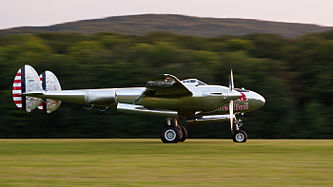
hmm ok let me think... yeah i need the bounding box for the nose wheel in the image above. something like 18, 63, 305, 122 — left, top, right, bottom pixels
233, 130, 248, 142
232, 119, 248, 143
161, 118, 188, 143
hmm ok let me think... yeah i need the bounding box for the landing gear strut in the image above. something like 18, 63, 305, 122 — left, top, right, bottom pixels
232, 119, 248, 143
160, 118, 188, 143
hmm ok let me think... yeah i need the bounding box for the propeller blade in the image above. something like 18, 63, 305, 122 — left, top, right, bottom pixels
229, 100, 234, 133
229, 69, 234, 91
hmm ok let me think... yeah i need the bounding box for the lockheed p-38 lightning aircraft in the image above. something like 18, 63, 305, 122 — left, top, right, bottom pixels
12, 65, 265, 143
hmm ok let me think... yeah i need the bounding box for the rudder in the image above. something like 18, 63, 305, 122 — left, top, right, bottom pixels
38, 71, 62, 113
12, 65, 42, 112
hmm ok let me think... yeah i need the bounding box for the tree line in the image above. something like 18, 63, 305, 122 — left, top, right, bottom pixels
0, 31, 332, 138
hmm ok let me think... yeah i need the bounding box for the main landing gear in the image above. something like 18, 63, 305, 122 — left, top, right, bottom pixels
232, 119, 248, 143
160, 118, 188, 143
160, 117, 248, 143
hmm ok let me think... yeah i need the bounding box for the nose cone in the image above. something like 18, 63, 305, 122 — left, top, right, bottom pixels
249, 91, 266, 111
257, 94, 266, 108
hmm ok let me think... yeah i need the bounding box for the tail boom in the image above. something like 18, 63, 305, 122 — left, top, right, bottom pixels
24, 89, 117, 107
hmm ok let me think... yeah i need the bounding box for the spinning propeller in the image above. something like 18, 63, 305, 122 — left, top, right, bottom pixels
229, 69, 235, 133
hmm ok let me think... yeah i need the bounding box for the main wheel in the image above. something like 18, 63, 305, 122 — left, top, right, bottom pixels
178, 125, 188, 142
233, 130, 247, 143
160, 126, 180, 143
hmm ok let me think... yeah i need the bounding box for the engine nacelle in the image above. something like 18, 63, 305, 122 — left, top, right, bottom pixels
85, 90, 117, 107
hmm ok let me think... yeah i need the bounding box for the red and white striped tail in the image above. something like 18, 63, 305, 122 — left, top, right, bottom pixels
12, 69, 23, 109
12, 65, 42, 112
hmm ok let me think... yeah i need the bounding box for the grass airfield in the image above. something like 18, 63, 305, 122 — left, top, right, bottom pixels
0, 139, 332, 186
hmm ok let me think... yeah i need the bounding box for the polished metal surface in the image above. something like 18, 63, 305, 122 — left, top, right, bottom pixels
187, 114, 230, 123
39, 71, 62, 113
117, 103, 178, 116
14, 65, 266, 120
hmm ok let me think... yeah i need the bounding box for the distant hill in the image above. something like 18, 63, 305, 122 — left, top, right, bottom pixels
0, 14, 332, 37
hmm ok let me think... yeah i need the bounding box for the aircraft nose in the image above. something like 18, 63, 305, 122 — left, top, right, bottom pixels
257, 93, 266, 108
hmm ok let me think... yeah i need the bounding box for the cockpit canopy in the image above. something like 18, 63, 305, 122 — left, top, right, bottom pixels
181, 79, 207, 86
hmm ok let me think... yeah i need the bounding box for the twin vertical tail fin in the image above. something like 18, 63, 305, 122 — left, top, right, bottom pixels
37, 71, 62, 113
12, 65, 61, 113
12, 65, 42, 112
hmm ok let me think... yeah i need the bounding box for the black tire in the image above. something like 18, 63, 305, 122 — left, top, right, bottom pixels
233, 130, 247, 143
177, 126, 184, 141
160, 126, 180, 143
178, 125, 188, 142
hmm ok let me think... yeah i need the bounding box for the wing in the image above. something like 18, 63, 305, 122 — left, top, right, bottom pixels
144, 74, 192, 97
117, 103, 178, 117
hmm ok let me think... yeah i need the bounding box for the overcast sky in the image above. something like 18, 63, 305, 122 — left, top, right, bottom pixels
1, 0, 332, 29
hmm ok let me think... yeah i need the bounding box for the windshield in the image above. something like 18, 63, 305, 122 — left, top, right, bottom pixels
181, 79, 207, 85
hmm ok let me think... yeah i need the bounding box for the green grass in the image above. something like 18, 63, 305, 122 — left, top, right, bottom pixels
0, 139, 332, 186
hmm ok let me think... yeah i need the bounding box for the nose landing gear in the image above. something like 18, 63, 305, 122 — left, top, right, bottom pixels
232, 119, 248, 143
160, 118, 188, 143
